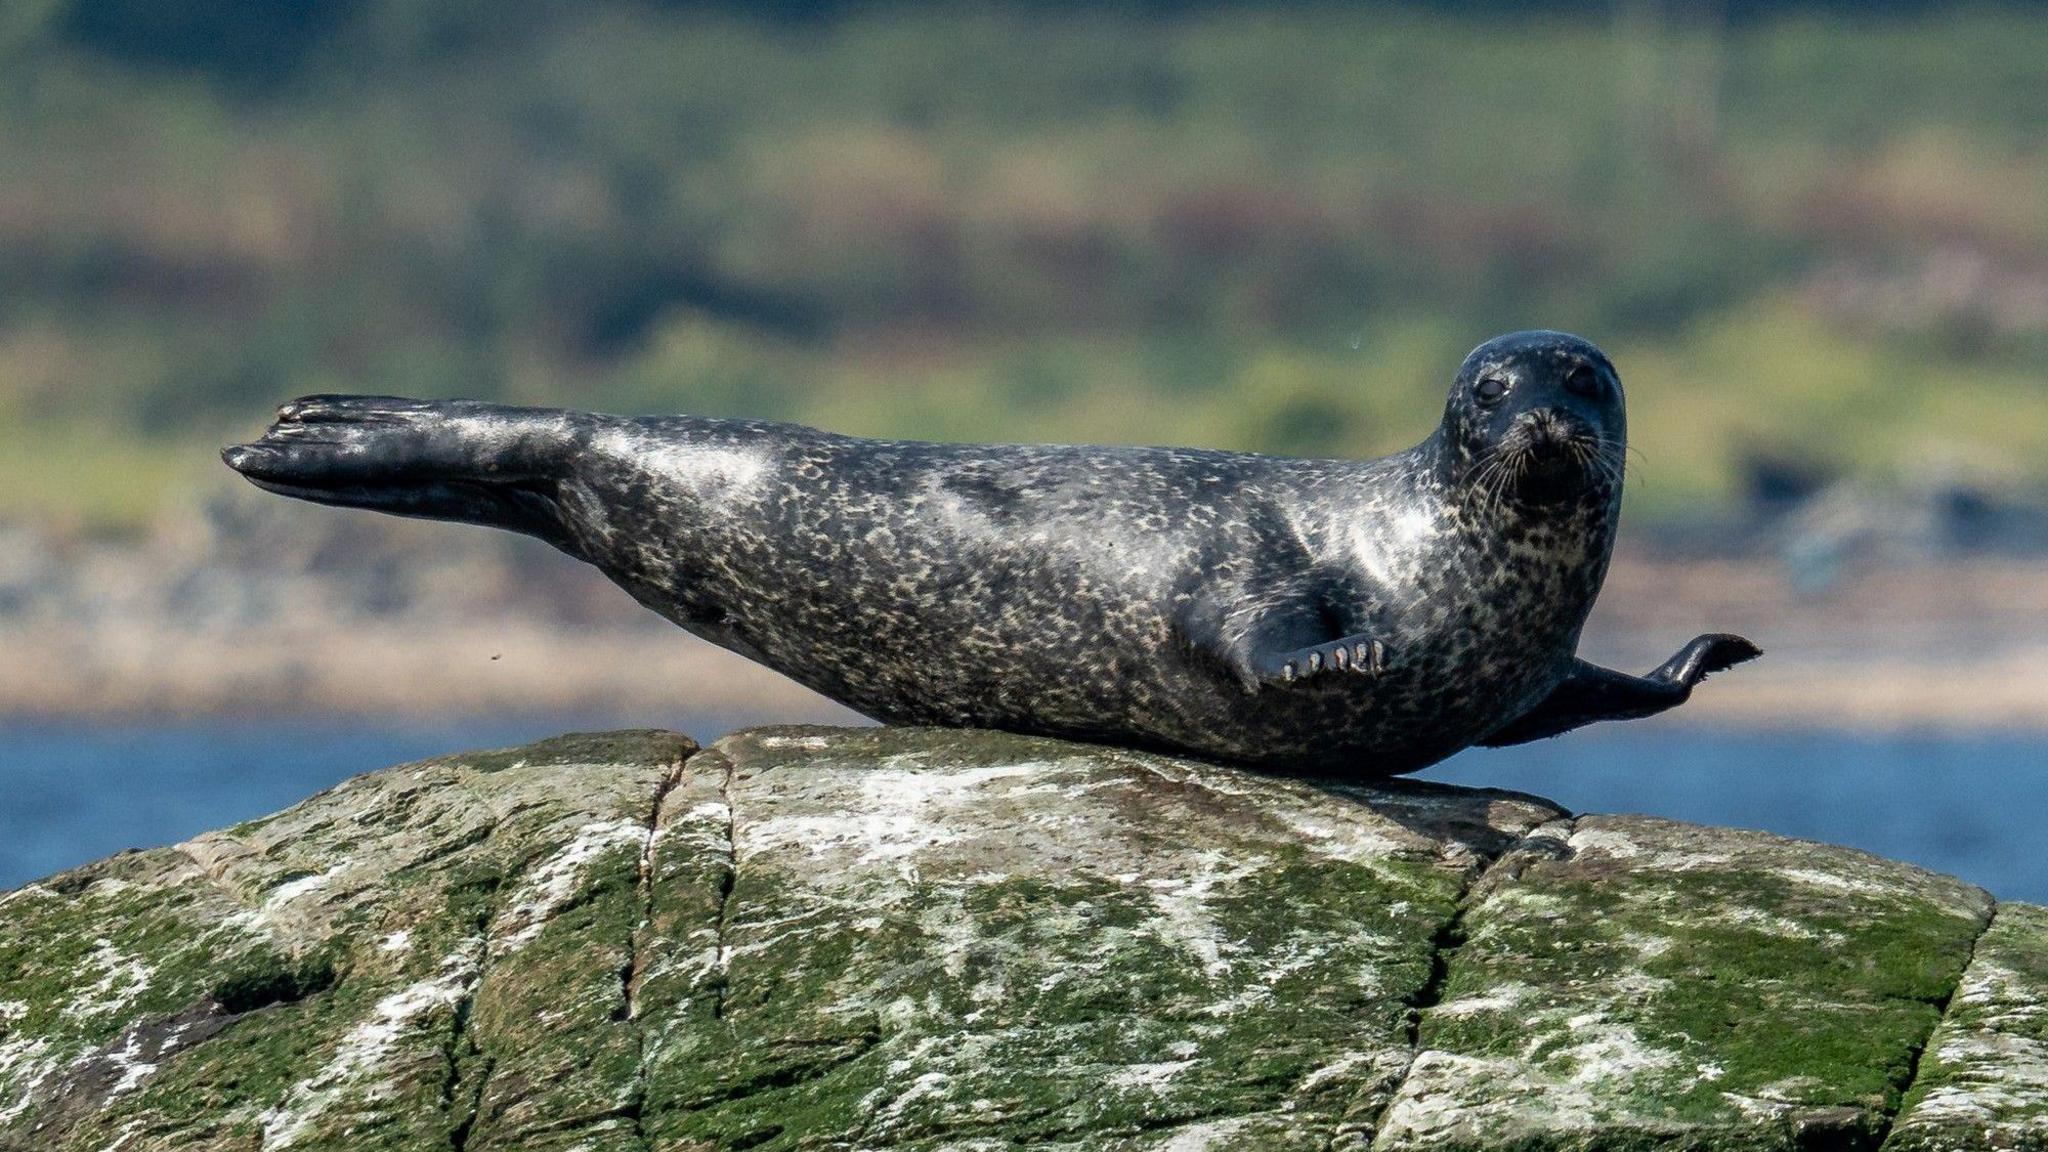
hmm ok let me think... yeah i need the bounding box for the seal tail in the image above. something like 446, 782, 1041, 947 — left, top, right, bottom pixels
222, 395, 579, 544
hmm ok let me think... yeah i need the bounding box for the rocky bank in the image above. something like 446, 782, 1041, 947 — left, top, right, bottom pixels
0, 726, 2042, 1151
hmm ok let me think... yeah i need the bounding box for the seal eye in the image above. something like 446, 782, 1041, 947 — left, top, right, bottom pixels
1564, 365, 1602, 398
1473, 376, 1508, 406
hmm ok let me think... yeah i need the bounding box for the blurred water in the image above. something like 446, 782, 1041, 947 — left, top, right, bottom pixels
1421, 728, 2048, 902
0, 719, 2041, 901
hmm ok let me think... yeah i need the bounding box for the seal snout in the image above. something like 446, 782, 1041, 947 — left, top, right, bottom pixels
1510, 407, 1592, 454
1527, 407, 1573, 446
1486, 405, 1618, 501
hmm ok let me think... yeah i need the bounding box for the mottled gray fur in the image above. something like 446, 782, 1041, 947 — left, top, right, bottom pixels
224, 330, 1757, 775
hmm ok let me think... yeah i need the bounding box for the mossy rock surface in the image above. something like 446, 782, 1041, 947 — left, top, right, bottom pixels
0, 726, 2040, 1151
1885, 902, 2048, 1152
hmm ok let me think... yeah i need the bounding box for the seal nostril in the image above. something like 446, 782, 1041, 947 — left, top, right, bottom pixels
1522, 408, 1575, 447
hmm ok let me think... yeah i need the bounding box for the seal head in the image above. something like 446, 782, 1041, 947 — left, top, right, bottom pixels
1441, 329, 1625, 507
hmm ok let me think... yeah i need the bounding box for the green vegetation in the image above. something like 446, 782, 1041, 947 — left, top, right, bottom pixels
1, 2, 2045, 527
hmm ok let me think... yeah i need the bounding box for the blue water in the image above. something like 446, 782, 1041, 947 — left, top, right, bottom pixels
1, 719, 2042, 901
1422, 728, 2048, 902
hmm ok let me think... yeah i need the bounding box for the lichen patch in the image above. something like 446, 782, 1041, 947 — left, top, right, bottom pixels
256, 939, 482, 1149
493, 818, 647, 953
261, 865, 344, 909
0, 1037, 54, 1123
100, 1029, 159, 1099
70, 939, 156, 1024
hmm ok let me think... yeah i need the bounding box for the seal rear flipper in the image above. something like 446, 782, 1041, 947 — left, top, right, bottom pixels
1649, 633, 1763, 686
222, 395, 581, 546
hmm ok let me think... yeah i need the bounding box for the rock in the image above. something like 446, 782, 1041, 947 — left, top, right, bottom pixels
1886, 903, 2048, 1151
0, 725, 2039, 1151
1379, 816, 1994, 1151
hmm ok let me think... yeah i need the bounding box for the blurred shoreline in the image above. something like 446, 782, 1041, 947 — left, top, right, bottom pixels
6, 618, 2047, 732
5, 490, 2044, 731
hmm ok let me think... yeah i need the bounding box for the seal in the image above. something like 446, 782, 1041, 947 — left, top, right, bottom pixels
223, 330, 1758, 775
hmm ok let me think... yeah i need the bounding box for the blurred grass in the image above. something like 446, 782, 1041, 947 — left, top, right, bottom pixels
0, 2, 2044, 529
0, 426, 216, 534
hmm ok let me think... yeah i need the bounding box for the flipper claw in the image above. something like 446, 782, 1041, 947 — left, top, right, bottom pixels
1256, 634, 1386, 687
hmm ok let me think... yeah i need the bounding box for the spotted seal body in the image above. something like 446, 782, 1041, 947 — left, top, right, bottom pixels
224, 330, 1758, 775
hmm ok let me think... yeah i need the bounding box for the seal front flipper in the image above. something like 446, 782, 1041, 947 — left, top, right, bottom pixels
1479, 633, 1762, 746
1255, 634, 1387, 685
1171, 566, 1393, 694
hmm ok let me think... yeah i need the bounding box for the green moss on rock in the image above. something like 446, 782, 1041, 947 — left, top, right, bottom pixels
445, 729, 693, 776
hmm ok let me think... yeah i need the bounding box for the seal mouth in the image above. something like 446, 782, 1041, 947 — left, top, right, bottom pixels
1469, 409, 1620, 507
